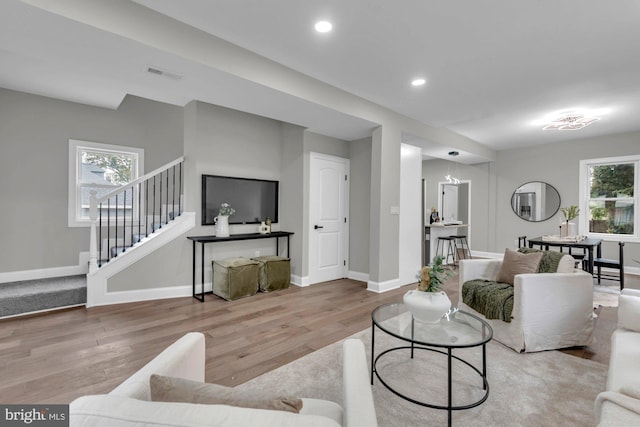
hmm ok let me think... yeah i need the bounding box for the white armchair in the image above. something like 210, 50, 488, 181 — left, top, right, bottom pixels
458, 258, 595, 353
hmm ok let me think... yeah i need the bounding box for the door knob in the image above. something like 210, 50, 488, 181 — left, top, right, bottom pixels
314, 225, 324, 229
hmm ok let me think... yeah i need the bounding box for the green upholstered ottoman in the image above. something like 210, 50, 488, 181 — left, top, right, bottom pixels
212, 257, 259, 301
252, 255, 291, 292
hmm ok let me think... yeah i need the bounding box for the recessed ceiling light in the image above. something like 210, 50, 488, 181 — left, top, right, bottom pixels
315, 21, 332, 33
411, 78, 426, 87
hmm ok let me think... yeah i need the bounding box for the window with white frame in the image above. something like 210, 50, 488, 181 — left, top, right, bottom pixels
579, 154, 639, 241
68, 140, 144, 227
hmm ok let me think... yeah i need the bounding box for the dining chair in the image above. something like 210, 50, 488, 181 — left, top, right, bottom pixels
518, 236, 527, 248
593, 241, 625, 290
567, 246, 588, 270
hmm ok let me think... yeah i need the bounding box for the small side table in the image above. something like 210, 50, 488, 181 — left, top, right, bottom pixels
371, 303, 493, 427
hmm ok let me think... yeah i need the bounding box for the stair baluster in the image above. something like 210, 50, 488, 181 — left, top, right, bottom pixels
88, 157, 184, 269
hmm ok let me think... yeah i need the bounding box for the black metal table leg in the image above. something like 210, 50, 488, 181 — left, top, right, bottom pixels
370, 322, 376, 385
448, 348, 453, 427
192, 240, 197, 299
200, 242, 205, 301
482, 343, 487, 390
192, 240, 204, 302
411, 318, 415, 359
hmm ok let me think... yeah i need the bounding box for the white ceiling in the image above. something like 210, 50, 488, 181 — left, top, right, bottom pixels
3, 0, 640, 158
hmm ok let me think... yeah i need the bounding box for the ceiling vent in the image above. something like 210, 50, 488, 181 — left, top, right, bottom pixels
145, 65, 182, 81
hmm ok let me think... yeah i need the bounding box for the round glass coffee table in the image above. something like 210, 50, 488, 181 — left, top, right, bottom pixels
371, 302, 493, 426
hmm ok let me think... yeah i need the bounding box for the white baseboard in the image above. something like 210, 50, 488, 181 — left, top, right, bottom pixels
367, 278, 401, 293
88, 284, 195, 308
291, 273, 370, 287
348, 270, 369, 283
87, 212, 196, 307
290, 274, 309, 287
0, 252, 90, 284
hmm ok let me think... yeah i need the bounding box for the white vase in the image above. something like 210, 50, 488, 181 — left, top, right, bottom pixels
560, 221, 577, 237
403, 290, 452, 323
214, 215, 230, 237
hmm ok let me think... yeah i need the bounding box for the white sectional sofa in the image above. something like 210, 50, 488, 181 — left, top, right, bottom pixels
70, 332, 377, 427
595, 288, 640, 426
458, 256, 594, 352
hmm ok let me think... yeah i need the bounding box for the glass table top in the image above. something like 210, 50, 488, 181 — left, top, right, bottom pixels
372, 303, 493, 348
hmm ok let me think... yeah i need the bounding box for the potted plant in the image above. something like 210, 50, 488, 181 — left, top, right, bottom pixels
403, 256, 454, 323
560, 205, 580, 237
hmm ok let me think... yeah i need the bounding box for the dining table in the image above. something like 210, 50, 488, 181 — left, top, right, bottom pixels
527, 236, 602, 274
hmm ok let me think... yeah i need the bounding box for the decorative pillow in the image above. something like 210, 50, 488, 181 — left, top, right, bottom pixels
555, 255, 576, 273
149, 374, 303, 414
618, 294, 640, 332
517, 247, 569, 273
496, 248, 543, 285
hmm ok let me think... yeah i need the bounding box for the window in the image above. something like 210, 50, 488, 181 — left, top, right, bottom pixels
579, 155, 639, 241
68, 140, 144, 227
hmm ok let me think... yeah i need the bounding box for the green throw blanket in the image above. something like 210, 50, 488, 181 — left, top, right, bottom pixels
517, 247, 565, 273
462, 280, 514, 322
462, 249, 565, 322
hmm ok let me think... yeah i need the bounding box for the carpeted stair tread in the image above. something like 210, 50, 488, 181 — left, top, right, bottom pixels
0, 275, 86, 317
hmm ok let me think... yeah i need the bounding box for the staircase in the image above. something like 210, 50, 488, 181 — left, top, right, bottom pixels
0, 275, 86, 318
90, 157, 186, 270
87, 156, 195, 307
0, 157, 193, 317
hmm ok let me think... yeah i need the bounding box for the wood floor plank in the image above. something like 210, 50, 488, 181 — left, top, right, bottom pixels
0, 273, 636, 404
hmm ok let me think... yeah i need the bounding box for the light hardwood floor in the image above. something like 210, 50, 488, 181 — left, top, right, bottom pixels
0, 272, 635, 404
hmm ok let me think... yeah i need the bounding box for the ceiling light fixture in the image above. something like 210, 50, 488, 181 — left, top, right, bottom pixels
411, 78, 426, 87
540, 111, 601, 131
314, 21, 333, 33
445, 151, 461, 184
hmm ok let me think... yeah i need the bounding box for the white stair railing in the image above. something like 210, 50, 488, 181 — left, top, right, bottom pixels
88, 157, 185, 273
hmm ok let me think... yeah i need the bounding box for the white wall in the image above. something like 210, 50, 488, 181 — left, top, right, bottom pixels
399, 144, 422, 286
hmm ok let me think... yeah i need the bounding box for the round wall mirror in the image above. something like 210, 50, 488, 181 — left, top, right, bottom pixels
511, 181, 561, 222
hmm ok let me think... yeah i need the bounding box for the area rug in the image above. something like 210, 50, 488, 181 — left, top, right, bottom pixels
593, 284, 620, 308
237, 327, 607, 426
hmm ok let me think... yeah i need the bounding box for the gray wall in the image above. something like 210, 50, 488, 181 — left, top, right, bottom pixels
348, 137, 372, 275
115, 101, 354, 289
423, 130, 640, 266
0, 88, 183, 273
280, 124, 306, 278
4, 84, 636, 290
422, 159, 492, 253
493, 131, 640, 263
1, 89, 363, 290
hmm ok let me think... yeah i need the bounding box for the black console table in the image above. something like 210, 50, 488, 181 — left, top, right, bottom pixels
187, 231, 294, 302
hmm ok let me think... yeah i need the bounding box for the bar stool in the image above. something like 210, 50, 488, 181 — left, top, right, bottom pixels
436, 236, 457, 265
451, 235, 472, 261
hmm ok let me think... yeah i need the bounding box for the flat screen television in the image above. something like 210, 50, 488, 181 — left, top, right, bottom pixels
201, 174, 279, 225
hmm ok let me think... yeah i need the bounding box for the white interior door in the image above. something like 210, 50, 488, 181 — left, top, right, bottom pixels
309, 153, 349, 284
442, 184, 459, 221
